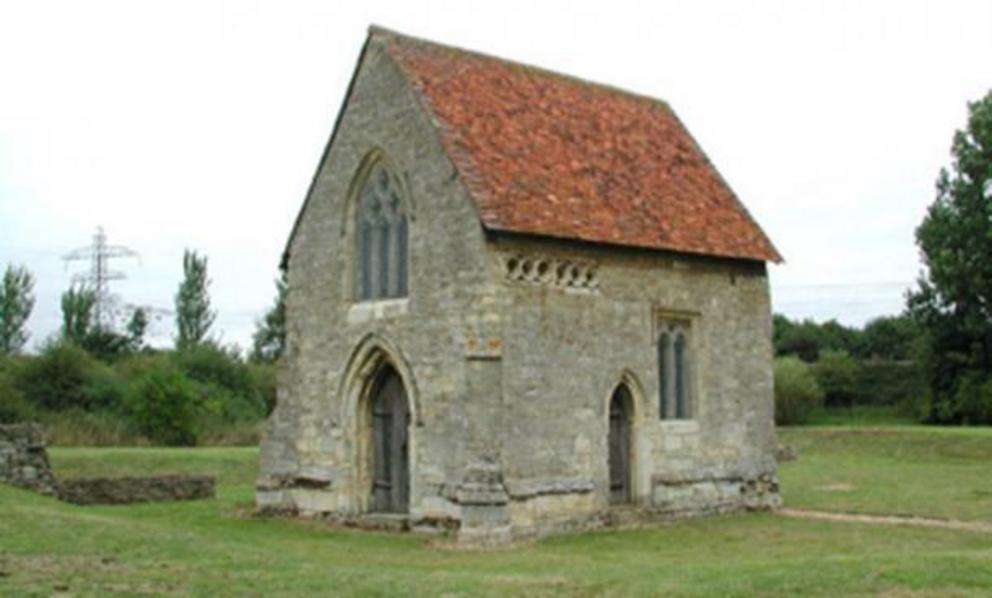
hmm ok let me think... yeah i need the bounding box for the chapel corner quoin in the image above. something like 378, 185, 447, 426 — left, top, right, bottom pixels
256, 26, 783, 545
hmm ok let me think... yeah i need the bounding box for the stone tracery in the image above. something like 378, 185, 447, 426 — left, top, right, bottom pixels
503, 254, 599, 290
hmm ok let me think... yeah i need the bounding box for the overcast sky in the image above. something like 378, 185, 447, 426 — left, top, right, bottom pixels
1, 0, 990, 351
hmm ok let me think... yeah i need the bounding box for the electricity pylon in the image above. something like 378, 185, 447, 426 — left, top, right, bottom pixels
63, 227, 140, 329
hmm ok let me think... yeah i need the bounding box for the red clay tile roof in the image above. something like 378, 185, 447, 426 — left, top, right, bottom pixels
377, 27, 782, 263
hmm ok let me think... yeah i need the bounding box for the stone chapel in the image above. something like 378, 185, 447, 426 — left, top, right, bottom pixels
257, 26, 783, 545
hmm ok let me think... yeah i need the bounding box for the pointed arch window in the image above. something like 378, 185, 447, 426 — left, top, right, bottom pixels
657, 321, 692, 419
356, 163, 408, 301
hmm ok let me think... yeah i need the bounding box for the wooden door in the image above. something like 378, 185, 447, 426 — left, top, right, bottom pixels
609, 386, 632, 504
371, 368, 410, 513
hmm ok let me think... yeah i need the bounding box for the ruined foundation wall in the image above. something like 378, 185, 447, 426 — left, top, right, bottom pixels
58, 475, 215, 505
1, 424, 217, 506
0, 424, 59, 496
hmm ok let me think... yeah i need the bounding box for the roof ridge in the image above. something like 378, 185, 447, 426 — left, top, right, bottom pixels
368, 24, 675, 114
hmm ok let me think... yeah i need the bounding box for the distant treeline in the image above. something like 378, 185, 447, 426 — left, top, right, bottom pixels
0, 341, 275, 446
772, 314, 926, 425
0, 249, 286, 446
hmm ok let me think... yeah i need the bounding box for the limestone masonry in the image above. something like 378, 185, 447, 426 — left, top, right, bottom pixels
257, 27, 782, 545
0, 424, 59, 496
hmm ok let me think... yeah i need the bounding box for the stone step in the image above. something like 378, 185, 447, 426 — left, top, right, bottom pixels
354, 513, 410, 532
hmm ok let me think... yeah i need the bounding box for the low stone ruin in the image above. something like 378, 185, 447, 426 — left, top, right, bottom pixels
0, 423, 215, 505
59, 474, 215, 505
0, 423, 59, 496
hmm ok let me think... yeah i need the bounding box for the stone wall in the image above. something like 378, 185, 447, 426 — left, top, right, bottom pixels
58, 475, 215, 506
0, 424, 59, 496
491, 235, 781, 539
1, 424, 215, 506
259, 33, 500, 520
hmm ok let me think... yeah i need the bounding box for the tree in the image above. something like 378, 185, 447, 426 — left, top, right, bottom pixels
772, 313, 795, 355
251, 271, 287, 362
61, 285, 97, 344
907, 90, 992, 424
860, 315, 921, 360
126, 307, 149, 352
60, 285, 135, 360
818, 319, 864, 356
0, 264, 35, 355
774, 318, 823, 362
774, 314, 866, 362
175, 249, 215, 351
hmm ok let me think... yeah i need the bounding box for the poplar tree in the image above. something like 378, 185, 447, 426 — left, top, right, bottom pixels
251, 271, 287, 362
0, 264, 35, 354
61, 285, 97, 344
175, 250, 215, 351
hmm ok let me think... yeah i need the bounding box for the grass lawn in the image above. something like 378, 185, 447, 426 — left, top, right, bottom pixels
805, 405, 918, 427
779, 425, 992, 521
0, 430, 989, 596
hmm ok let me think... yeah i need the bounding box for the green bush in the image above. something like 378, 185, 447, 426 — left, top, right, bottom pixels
925, 376, 984, 425
176, 343, 246, 388
812, 350, 859, 408
859, 315, 921, 360
853, 359, 927, 409
3, 344, 273, 445
197, 383, 262, 425
248, 362, 277, 415
14, 341, 124, 412
176, 343, 267, 422
125, 362, 200, 446
774, 356, 824, 425
0, 362, 35, 423
951, 371, 992, 425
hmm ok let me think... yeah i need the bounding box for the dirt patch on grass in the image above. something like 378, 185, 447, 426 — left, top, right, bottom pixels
779, 508, 992, 533
0, 552, 188, 595
818, 482, 856, 492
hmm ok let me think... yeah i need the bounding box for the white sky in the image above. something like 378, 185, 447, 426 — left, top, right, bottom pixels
1, 0, 990, 351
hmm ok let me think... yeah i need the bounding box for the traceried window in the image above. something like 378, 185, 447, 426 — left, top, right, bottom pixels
657, 321, 692, 419
356, 163, 408, 301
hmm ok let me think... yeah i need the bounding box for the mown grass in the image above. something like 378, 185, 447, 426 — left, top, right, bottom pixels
779, 425, 992, 521
0, 429, 990, 595
805, 404, 918, 427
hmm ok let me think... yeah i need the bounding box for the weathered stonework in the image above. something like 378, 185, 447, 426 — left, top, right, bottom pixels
258, 32, 781, 545
0, 424, 59, 496
58, 475, 216, 506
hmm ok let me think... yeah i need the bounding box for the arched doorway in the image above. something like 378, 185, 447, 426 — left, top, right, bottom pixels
369, 366, 410, 513
608, 385, 634, 504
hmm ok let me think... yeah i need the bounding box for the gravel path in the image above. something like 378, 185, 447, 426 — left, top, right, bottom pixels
778, 508, 992, 533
